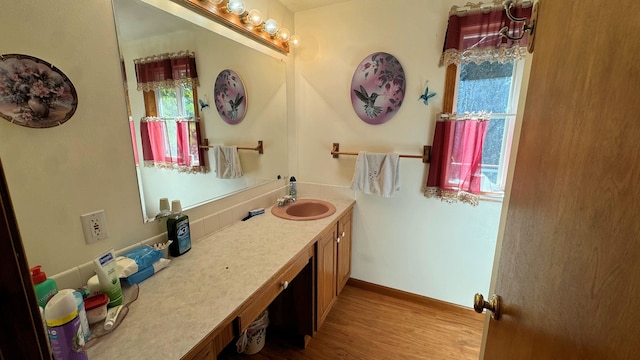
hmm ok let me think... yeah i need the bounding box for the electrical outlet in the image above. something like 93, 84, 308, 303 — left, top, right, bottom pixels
81, 210, 109, 244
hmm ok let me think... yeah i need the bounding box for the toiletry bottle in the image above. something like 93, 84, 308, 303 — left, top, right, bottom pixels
94, 249, 124, 307
167, 200, 191, 257
45, 290, 88, 360
31, 265, 58, 308
289, 176, 297, 201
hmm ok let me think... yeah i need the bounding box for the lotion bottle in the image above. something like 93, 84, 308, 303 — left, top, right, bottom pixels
167, 200, 191, 257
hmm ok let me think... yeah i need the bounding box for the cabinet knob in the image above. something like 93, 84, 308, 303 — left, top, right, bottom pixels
336, 237, 341, 244
282, 280, 289, 290
341, 231, 346, 237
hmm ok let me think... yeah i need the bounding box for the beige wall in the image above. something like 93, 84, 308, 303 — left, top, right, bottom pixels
293, 0, 517, 306
0, 0, 293, 276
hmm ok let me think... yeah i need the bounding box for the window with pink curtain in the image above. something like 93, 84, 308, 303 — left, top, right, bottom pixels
135, 50, 204, 173
140, 117, 204, 173
425, 114, 489, 206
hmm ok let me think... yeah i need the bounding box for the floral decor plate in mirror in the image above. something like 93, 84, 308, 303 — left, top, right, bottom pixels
0, 54, 78, 128
350, 52, 405, 125
214, 69, 247, 124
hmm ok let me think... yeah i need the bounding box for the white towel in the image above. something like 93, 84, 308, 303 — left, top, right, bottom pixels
350, 151, 400, 197
212, 145, 243, 179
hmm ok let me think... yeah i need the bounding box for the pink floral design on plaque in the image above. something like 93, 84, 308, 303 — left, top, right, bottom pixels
350, 52, 405, 125
214, 69, 247, 124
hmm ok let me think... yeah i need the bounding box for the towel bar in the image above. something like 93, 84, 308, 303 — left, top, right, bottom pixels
331, 143, 431, 163
200, 139, 263, 154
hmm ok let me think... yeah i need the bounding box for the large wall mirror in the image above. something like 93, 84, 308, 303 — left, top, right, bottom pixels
113, 0, 288, 222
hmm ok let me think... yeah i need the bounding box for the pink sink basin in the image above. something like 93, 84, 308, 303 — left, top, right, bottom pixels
271, 199, 336, 221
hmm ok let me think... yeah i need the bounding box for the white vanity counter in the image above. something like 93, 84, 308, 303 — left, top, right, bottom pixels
86, 197, 355, 360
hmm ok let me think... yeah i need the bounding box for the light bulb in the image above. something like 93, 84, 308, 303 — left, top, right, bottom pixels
262, 19, 278, 36
227, 0, 245, 15
289, 35, 301, 47
246, 9, 263, 27
277, 28, 291, 42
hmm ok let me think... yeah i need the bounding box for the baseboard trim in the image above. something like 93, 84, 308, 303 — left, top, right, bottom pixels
347, 278, 479, 317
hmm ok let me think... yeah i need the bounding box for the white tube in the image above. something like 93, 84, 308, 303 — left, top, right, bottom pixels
94, 249, 123, 307
103, 305, 123, 330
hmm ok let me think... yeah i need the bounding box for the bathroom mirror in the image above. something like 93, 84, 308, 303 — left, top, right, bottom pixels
112, 0, 288, 222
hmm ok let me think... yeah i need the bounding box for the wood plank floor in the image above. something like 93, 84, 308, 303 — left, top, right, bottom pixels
219, 285, 484, 359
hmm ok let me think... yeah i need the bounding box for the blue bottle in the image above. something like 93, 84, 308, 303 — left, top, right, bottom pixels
167, 200, 191, 257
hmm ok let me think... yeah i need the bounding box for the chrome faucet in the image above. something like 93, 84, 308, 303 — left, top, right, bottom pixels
277, 195, 296, 207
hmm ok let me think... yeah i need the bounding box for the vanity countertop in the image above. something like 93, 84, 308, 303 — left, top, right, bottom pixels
86, 197, 355, 360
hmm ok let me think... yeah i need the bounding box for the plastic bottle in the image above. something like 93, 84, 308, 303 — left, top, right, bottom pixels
289, 176, 297, 201
94, 249, 124, 307
167, 200, 191, 257
31, 265, 58, 308
70, 290, 91, 341
44, 290, 88, 360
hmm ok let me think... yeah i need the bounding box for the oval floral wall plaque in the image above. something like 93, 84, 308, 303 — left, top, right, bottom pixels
350, 52, 405, 125
214, 69, 247, 124
0, 54, 78, 128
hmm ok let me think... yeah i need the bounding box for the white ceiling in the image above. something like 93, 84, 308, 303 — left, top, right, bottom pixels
279, 0, 352, 13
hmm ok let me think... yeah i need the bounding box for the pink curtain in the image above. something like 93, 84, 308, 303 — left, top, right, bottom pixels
140, 117, 205, 173
129, 119, 139, 165
134, 50, 199, 91
440, 1, 532, 66
175, 118, 204, 170
425, 114, 489, 206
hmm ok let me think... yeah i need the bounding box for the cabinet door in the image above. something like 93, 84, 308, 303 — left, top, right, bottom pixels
336, 209, 352, 296
316, 227, 337, 330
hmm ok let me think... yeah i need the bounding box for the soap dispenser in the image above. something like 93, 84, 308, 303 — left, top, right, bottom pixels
289, 176, 297, 201
31, 265, 58, 308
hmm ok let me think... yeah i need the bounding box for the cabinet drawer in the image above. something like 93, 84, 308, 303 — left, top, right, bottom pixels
237, 247, 312, 333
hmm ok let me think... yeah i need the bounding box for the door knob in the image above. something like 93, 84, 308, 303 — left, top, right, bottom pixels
474, 293, 501, 320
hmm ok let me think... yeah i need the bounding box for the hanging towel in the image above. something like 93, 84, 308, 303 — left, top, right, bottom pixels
350, 151, 400, 197
212, 145, 243, 179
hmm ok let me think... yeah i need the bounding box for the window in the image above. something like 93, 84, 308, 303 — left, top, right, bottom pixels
453, 60, 525, 195
156, 86, 195, 118
151, 85, 196, 162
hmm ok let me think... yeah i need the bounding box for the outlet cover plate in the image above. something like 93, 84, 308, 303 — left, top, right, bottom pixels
81, 210, 109, 244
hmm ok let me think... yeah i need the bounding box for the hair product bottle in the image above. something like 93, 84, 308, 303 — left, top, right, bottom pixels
44, 290, 88, 360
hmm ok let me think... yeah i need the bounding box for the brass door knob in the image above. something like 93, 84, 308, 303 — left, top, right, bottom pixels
474, 293, 501, 320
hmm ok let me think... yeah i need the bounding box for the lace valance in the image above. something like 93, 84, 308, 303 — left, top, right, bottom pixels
134, 50, 199, 91
440, 0, 533, 66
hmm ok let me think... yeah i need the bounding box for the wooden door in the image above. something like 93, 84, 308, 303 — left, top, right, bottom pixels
0, 159, 51, 359
484, 1, 640, 358
316, 227, 337, 330
336, 210, 352, 295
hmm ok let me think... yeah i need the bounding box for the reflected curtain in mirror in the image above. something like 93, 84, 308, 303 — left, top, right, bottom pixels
134, 50, 199, 91
439, 0, 532, 66
140, 117, 205, 173
425, 113, 489, 206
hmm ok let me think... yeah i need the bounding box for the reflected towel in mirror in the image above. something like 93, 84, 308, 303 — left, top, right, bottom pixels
213, 145, 244, 179
350, 152, 400, 197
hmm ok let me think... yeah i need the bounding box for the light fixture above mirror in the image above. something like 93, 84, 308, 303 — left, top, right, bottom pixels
173, 0, 300, 54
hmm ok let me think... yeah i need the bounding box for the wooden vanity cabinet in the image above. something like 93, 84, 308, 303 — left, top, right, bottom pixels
316, 208, 353, 330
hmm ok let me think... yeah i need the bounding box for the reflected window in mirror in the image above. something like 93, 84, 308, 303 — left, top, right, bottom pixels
134, 51, 205, 174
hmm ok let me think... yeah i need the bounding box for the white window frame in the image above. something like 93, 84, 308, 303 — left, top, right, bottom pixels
452, 60, 526, 198
155, 85, 193, 118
